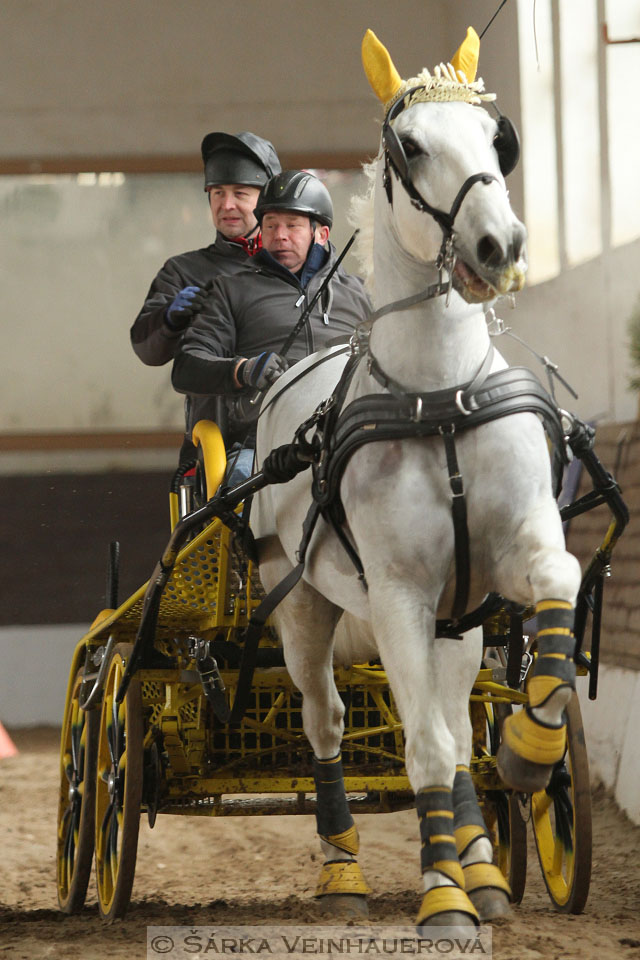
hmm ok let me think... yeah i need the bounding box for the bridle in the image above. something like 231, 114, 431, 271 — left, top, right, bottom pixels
374, 86, 520, 318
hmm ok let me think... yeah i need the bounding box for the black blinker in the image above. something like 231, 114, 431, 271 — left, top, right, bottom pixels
382, 123, 410, 182
494, 114, 520, 177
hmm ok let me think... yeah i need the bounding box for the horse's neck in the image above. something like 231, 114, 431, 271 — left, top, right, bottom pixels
369, 237, 493, 392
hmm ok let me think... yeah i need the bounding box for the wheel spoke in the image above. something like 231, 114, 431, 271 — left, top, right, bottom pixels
70, 699, 80, 772
58, 804, 71, 841
105, 694, 116, 765
552, 834, 564, 877
63, 751, 74, 785
77, 719, 87, 781
109, 803, 120, 888
100, 798, 114, 840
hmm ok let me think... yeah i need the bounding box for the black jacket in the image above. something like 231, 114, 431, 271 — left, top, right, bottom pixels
173, 245, 370, 445
130, 233, 251, 366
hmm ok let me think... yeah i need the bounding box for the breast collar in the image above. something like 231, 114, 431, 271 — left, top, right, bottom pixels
302, 336, 565, 626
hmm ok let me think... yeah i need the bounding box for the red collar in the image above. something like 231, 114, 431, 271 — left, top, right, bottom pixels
231, 233, 263, 256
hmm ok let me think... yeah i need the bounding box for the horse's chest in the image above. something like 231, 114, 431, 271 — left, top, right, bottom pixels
340, 430, 547, 556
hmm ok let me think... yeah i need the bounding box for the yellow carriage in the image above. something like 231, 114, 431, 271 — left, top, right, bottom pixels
56, 417, 628, 920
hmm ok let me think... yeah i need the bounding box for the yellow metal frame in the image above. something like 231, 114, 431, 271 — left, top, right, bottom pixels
66, 432, 535, 819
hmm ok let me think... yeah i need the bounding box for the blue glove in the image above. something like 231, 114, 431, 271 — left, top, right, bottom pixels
165, 285, 208, 331
239, 352, 289, 390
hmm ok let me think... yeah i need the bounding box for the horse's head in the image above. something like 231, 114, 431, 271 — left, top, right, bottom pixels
362, 29, 527, 305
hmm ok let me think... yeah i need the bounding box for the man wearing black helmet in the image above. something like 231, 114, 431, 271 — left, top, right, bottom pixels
172, 170, 370, 484
131, 131, 280, 367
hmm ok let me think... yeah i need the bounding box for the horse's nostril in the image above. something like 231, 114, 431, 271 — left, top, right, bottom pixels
512, 224, 527, 263
477, 234, 504, 267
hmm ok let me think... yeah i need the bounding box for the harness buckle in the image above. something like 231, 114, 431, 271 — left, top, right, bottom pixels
412, 396, 423, 422
455, 390, 473, 416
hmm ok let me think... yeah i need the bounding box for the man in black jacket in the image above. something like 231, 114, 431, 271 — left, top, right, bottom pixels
172, 170, 370, 484
131, 131, 280, 366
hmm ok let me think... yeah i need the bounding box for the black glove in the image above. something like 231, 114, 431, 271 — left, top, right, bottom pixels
238, 352, 289, 391
165, 284, 210, 331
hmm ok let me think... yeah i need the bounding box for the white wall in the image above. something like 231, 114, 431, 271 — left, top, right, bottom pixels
579, 666, 640, 826
1, 0, 450, 161
0, 625, 87, 728
2, 0, 638, 435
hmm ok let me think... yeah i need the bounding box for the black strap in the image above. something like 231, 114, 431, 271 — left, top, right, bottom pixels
506, 611, 524, 689
441, 426, 470, 620
228, 499, 322, 724
279, 233, 358, 357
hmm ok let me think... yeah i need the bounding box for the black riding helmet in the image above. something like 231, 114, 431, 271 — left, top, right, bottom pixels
254, 170, 334, 228
201, 131, 281, 191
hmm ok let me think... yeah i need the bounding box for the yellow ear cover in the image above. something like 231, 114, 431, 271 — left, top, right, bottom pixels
450, 26, 480, 83
362, 29, 403, 104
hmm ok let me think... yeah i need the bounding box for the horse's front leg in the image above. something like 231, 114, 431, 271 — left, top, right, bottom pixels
262, 541, 371, 917
441, 629, 512, 921
494, 498, 582, 792
369, 586, 479, 930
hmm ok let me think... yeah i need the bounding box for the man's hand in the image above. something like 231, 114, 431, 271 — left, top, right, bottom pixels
165, 285, 210, 331
238, 352, 289, 391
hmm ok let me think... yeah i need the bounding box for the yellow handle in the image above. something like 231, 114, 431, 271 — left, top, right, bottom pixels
192, 420, 227, 501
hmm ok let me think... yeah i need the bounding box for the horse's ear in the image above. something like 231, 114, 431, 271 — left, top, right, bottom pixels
450, 26, 480, 83
362, 29, 403, 105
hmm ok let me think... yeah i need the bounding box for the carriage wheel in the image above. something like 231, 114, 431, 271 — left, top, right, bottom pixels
56, 663, 99, 913
482, 702, 528, 903
94, 642, 143, 920
531, 691, 592, 913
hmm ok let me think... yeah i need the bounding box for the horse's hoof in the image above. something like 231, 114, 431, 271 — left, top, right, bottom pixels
416, 886, 478, 930
468, 887, 510, 922
497, 708, 566, 792
497, 739, 553, 792
315, 893, 369, 919
416, 911, 477, 934
463, 862, 511, 921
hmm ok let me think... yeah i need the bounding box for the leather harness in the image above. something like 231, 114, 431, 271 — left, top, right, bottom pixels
297, 338, 565, 628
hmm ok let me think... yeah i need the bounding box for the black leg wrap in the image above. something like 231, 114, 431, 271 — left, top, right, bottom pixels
452, 767, 486, 832
313, 754, 354, 840
533, 655, 576, 684
537, 606, 575, 632
416, 787, 460, 881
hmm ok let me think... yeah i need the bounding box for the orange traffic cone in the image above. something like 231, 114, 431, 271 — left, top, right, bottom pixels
0, 721, 18, 758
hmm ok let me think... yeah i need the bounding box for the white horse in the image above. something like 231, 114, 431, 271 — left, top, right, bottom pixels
253, 30, 581, 929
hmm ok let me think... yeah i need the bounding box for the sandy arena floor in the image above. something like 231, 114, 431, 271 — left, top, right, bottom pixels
2, 727, 640, 960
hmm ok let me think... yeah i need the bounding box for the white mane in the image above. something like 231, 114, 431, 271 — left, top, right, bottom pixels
347, 159, 377, 292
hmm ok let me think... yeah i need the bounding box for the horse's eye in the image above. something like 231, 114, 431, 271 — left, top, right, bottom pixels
401, 139, 423, 160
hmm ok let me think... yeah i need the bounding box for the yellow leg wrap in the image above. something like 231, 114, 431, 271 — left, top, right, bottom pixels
455, 824, 487, 860
503, 708, 567, 766
321, 824, 359, 856
528, 672, 570, 708
432, 859, 465, 889
416, 886, 479, 926
536, 599, 573, 613
315, 860, 372, 897
463, 862, 512, 899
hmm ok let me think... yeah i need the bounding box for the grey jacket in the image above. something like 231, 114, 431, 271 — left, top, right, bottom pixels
172, 245, 370, 445
130, 233, 251, 366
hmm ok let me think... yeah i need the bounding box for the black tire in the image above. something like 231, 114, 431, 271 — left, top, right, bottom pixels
531, 691, 592, 913
94, 642, 143, 920
56, 663, 100, 913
